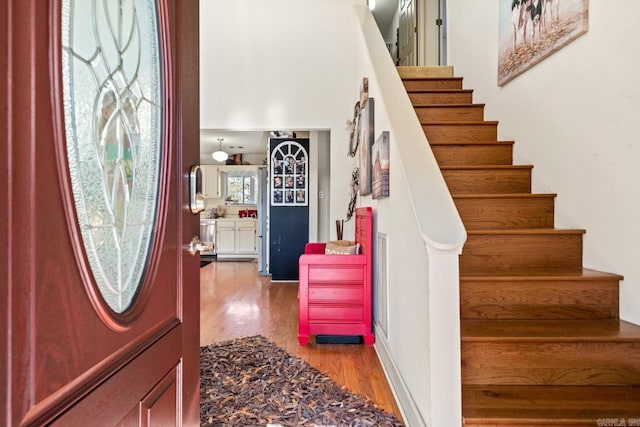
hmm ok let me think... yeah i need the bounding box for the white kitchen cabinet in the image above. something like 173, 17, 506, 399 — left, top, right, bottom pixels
201, 165, 220, 199
236, 221, 257, 253
216, 219, 257, 257
216, 220, 236, 254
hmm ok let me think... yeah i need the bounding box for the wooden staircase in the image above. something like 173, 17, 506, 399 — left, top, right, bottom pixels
399, 67, 640, 425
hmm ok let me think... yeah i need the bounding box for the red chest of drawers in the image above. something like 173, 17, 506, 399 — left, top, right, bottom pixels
297, 207, 374, 346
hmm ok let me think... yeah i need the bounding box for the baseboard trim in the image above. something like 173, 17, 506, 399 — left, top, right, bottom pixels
374, 326, 427, 427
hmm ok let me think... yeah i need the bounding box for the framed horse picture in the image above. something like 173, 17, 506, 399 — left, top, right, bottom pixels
498, 0, 588, 85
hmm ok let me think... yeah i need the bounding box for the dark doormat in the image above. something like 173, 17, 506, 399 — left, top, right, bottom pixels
200, 335, 403, 426
200, 255, 217, 268
315, 335, 363, 344
200, 260, 212, 268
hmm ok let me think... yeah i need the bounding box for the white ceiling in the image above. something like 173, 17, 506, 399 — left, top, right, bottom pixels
200, 129, 271, 156
199, 1, 398, 157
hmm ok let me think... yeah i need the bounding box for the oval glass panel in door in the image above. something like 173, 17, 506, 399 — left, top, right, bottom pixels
61, 0, 163, 313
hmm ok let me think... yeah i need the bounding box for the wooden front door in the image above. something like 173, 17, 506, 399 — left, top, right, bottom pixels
1, 1, 200, 425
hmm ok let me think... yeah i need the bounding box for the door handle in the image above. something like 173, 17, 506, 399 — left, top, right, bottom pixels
188, 235, 212, 255
189, 165, 205, 214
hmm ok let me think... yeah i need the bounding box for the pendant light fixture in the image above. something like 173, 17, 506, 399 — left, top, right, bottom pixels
212, 138, 228, 162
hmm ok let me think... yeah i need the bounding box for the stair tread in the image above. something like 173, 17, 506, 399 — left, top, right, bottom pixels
401, 76, 463, 81
454, 193, 556, 199
466, 228, 586, 235
396, 66, 454, 78
442, 164, 532, 170
414, 103, 485, 108
407, 88, 473, 93
461, 319, 640, 342
463, 385, 640, 421
460, 267, 624, 281
429, 140, 514, 146
423, 120, 499, 125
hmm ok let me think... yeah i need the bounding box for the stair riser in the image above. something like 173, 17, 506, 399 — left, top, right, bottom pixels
424, 123, 498, 143
463, 420, 598, 427
454, 197, 554, 229
403, 78, 463, 91
464, 423, 573, 427
460, 233, 583, 271
431, 144, 513, 166
409, 91, 473, 105
463, 384, 640, 426
462, 341, 640, 385
443, 168, 532, 194
415, 105, 485, 122
466, 423, 603, 426
465, 423, 594, 427
460, 280, 620, 320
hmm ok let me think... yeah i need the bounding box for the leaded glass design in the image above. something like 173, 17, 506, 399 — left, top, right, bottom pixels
61, 0, 163, 313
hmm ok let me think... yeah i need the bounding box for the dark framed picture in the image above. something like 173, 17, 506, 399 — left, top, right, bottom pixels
284, 160, 294, 174
285, 176, 294, 188
285, 190, 294, 204
359, 97, 374, 196
372, 131, 390, 199
273, 176, 283, 188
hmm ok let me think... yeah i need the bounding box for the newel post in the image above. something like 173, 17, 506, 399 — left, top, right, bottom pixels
425, 243, 463, 427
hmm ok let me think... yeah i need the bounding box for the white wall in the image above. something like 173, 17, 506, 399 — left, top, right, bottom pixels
447, 0, 640, 325
200, 0, 364, 237
383, 5, 400, 61
315, 131, 331, 242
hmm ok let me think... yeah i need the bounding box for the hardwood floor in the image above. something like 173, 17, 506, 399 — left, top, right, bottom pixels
199, 260, 403, 421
